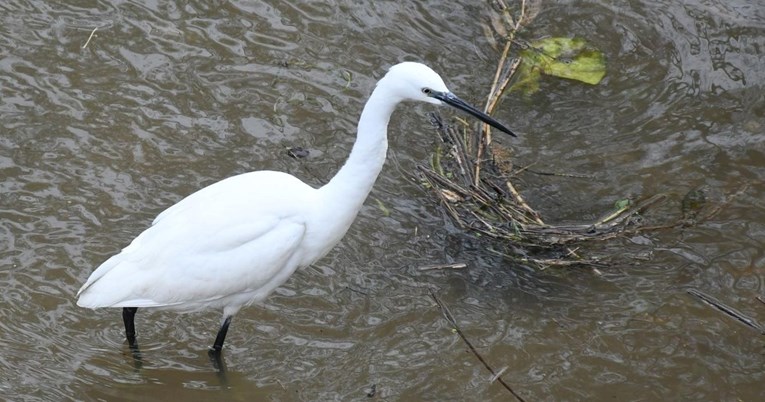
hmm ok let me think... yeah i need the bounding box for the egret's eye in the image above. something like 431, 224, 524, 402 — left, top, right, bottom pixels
421, 87, 432, 95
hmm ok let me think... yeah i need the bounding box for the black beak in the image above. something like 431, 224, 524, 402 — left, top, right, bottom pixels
431, 91, 517, 137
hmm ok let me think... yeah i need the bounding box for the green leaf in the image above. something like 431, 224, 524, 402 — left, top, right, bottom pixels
509, 60, 542, 94
511, 37, 606, 94
374, 198, 391, 217
681, 188, 706, 220
614, 199, 631, 210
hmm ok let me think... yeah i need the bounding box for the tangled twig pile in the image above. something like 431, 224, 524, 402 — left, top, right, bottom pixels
418, 115, 671, 267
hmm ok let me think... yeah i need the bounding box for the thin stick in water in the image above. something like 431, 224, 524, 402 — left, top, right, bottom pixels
418, 263, 467, 271
687, 289, 764, 334
83, 26, 99, 49
429, 289, 527, 402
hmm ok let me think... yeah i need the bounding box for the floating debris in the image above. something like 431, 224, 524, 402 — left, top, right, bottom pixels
82, 26, 99, 49
286, 146, 309, 159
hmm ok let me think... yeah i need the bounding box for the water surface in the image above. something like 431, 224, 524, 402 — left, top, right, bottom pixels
1, 0, 763, 400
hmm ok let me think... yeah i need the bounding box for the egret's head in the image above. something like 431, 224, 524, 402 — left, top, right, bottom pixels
383, 62, 450, 105
381, 62, 516, 137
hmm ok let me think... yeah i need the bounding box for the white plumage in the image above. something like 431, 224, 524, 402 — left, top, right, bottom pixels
77, 62, 515, 354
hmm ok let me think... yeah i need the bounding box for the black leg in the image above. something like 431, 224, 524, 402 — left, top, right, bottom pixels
122, 307, 138, 347
209, 315, 233, 354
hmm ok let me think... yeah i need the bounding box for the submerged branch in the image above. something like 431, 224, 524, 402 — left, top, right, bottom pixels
687, 289, 765, 334
429, 289, 527, 401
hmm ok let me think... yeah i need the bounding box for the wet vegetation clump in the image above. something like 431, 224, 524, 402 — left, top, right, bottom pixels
418, 0, 744, 269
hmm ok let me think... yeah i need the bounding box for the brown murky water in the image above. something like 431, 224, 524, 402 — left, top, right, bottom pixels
1, 0, 764, 400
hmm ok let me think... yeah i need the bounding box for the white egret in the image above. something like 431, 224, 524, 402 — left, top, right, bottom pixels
77, 62, 516, 354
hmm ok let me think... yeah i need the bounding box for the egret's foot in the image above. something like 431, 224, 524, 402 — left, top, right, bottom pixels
207, 347, 227, 374
208, 346, 223, 357
124, 338, 143, 370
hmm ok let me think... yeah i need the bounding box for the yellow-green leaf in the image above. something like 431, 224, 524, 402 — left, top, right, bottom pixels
511, 37, 606, 94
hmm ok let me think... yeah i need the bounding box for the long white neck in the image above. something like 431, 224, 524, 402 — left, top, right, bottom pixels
318, 80, 399, 210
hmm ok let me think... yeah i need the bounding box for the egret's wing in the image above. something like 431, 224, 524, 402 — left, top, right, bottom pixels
77, 171, 315, 309
151, 170, 297, 226
77, 215, 307, 308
